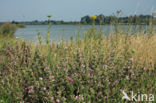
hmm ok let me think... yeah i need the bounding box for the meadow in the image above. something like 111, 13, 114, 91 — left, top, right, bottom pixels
0, 20, 156, 102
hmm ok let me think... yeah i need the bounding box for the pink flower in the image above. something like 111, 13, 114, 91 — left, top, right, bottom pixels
28, 88, 33, 93
104, 65, 108, 68
51, 96, 54, 101
43, 87, 46, 91
21, 95, 24, 98
129, 58, 134, 61
68, 77, 74, 83
132, 73, 135, 76
39, 77, 43, 81
56, 98, 60, 103
75, 95, 79, 99
126, 76, 130, 80
20, 101, 24, 103
51, 75, 54, 78
144, 67, 147, 70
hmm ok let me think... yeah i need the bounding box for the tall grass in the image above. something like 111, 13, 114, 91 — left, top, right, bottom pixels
0, 21, 156, 102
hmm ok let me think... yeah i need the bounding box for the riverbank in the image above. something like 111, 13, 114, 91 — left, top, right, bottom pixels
0, 29, 156, 102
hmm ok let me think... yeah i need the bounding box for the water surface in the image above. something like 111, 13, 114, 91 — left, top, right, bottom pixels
15, 25, 156, 42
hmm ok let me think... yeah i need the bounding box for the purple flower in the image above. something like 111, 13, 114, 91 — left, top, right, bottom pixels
68, 77, 74, 83
97, 92, 101, 97
120, 89, 124, 92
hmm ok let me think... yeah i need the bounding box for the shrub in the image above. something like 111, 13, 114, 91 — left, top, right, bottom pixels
0, 22, 17, 37
17, 24, 26, 28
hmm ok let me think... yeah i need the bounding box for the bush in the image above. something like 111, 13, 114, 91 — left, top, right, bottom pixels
0, 22, 17, 37
17, 24, 26, 28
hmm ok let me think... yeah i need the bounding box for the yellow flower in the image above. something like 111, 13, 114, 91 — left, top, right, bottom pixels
47, 15, 52, 18
47, 32, 50, 38
90, 16, 97, 20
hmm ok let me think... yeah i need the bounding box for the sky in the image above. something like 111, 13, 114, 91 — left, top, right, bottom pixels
0, 0, 156, 22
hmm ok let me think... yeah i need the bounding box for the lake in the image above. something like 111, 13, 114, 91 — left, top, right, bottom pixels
15, 25, 156, 42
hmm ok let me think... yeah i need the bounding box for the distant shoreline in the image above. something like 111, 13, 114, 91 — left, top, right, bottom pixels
1, 14, 156, 25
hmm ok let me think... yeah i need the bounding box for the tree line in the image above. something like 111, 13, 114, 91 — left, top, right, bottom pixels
80, 14, 156, 25
0, 14, 155, 25
11, 20, 79, 25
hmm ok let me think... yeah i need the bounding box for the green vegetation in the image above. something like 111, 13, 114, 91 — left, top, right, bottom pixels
0, 18, 156, 102
0, 22, 26, 38
0, 22, 17, 37
2, 14, 155, 25
16, 24, 26, 28
81, 14, 156, 25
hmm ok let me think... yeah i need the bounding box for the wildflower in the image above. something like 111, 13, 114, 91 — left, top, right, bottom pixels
68, 77, 74, 83
51, 96, 54, 101
20, 101, 24, 103
75, 95, 79, 99
43, 87, 46, 91
46, 32, 50, 38
129, 58, 134, 62
81, 64, 85, 68
65, 46, 68, 49
56, 98, 60, 103
50, 75, 54, 79
97, 92, 102, 97
104, 64, 108, 68
21, 95, 24, 98
80, 95, 84, 100
47, 15, 52, 19
126, 76, 130, 80
132, 73, 135, 76
28, 88, 33, 93
39, 77, 43, 81
120, 89, 124, 92
144, 67, 147, 71
90, 16, 97, 20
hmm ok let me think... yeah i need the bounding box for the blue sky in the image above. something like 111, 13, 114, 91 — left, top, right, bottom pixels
0, 0, 155, 21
